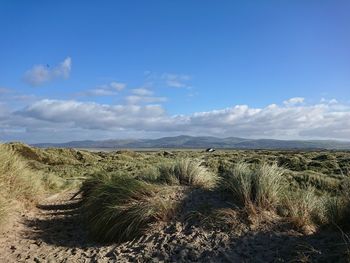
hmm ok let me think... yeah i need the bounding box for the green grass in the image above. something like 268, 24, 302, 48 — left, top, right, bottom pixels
80, 158, 218, 242
81, 173, 178, 242
219, 161, 333, 231
324, 179, 350, 229
0, 143, 68, 228
0, 144, 43, 227
139, 158, 217, 189
281, 187, 326, 232
5, 143, 350, 243
220, 162, 286, 210
0, 144, 43, 201
219, 162, 253, 206
254, 162, 286, 209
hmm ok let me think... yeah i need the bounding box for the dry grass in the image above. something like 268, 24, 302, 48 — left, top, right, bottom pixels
219, 161, 332, 231
220, 162, 253, 206
81, 173, 178, 242
220, 162, 286, 210
0, 144, 42, 226
80, 158, 218, 242
282, 187, 325, 233
140, 158, 217, 189
4, 143, 350, 248
0, 144, 43, 201
254, 162, 286, 209
172, 159, 216, 188
324, 179, 350, 229
0, 144, 65, 228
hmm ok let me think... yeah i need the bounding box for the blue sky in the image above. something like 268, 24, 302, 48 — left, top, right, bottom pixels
1, 1, 350, 143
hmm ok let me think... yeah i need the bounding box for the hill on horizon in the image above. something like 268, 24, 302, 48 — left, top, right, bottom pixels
31, 135, 350, 150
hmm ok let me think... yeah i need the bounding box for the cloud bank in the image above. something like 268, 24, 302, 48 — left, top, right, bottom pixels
1, 97, 349, 143
23, 57, 72, 86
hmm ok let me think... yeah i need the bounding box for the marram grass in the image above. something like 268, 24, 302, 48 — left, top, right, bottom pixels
81, 158, 218, 242
281, 187, 326, 231
139, 158, 217, 189
0, 143, 64, 228
220, 162, 253, 206
220, 162, 286, 209
81, 173, 178, 242
323, 179, 350, 229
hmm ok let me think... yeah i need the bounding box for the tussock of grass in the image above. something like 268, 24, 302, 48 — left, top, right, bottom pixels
42, 173, 69, 191
324, 180, 350, 229
220, 162, 286, 209
81, 173, 178, 242
0, 144, 43, 202
0, 144, 43, 227
0, 144, 65, 228
282, 187, 326, 232
140, 158, 217, 189
324, 197, 347, 226
254, 162, 286, 209
219, 161, 333, 231
81, 159, 217, 242
220, 162, 253, 206
173, 159, 215, 187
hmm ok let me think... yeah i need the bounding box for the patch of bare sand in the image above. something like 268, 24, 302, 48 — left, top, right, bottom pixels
0, 191, 348, 262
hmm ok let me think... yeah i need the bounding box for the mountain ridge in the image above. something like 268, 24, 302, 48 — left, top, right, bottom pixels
32, 135, 350, 150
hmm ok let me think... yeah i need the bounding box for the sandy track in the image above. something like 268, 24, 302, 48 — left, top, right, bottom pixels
0, 192, 348, 262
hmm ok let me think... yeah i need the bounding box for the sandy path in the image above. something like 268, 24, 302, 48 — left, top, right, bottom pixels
0, 192, 113, 263
0, 192, 348, 262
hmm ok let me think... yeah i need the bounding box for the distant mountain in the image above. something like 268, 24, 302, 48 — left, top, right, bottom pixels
32, 135, 350, 150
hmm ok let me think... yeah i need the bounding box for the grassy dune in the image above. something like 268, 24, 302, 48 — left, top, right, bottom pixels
80, 154, 350, 242
81, 173, 178, 242
0, 144, 66, 228
80, 159, 216, 242
2, 142, 350, 259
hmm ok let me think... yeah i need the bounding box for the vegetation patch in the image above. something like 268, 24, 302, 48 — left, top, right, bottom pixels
81, 173, 180, 242
281, 187, 326, 233
139, 158, 217, 189
220, 162, 286, 210
0, 144, 65, 228
324, 179, 350, 229
3, 143, 350, 254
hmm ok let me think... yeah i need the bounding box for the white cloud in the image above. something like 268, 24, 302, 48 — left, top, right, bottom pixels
82, 89, 118, 96
23, 57, 72, 86
283, 97, 304, 106
109, 82, 126, 91
2, 97, 350, 142
321, 98, 339, 105
126, 88, 166, 104
16, 99, 165, 130
126, 95, 167, 104
162, 73, 191, 88
78, 82, 126, 97
132, 88, 153, 96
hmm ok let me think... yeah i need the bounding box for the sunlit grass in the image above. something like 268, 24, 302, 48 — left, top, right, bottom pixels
220, 162, 286, 209
0, 143, 66, 228
81, 173, 178, 242
140, 158, 217, 189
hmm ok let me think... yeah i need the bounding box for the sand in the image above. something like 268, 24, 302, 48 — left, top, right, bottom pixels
0, 192, 348, 262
